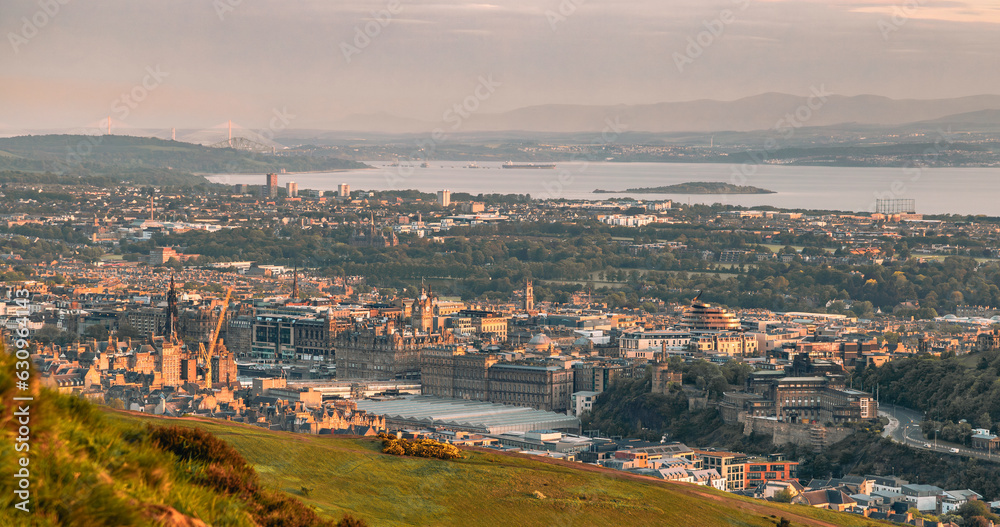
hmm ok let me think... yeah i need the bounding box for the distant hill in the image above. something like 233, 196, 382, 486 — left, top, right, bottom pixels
898, 109, 1000, 133
0, 135, 369, 186
922, 108, 1000, 125
332, 93, 1000, 134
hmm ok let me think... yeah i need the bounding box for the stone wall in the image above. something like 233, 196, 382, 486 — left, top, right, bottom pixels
740, 413, 854, 451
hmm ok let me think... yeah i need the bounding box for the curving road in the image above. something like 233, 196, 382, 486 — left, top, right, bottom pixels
880, 403, 1000, 462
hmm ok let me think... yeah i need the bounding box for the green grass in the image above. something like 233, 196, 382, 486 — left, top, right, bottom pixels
1, 338, 894, 527
0, 346, 341, 527
107, 412, 895, 527
761, 244, 808, 253
916, 254, 996, 263
0, 393, 257, 526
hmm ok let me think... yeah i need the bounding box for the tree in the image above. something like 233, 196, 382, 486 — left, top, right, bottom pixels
851, 301, 875, 318
117, 323, 141, 339
773, 489, 794, 503
968, 517, 991, 527
721, 360, 753, 386
882, 332, 901, 349
83, 324, 110, 340
976, 411, 992, 431
957, 500, 1000, 524
34, 324, 76, 346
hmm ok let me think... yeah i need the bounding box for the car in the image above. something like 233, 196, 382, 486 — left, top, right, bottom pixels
950, 448, 959, 453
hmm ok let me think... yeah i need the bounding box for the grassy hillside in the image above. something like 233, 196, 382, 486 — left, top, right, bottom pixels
107, 411, 893, 527
0, 350, 340, 527
1, 347, 893, 526
0, 134, 369, 186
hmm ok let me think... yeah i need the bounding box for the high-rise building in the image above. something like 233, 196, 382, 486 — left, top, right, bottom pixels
338, 183, 350, 198
437, 189, 451, 207
286, 181, 298, 197
265, 173, 278, 198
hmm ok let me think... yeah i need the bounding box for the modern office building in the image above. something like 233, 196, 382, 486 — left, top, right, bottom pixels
745, 455, 799, 490
694, 450, 748, 491
264, 173, 278, 198
249, 313, 346, 363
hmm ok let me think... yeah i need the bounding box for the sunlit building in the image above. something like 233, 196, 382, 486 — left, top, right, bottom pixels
680, 296, 742, 331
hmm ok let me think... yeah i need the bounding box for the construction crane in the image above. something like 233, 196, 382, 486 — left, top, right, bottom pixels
198, 286, 233, 388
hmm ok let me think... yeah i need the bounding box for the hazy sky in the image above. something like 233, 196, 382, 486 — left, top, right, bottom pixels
2, 0, 999, 130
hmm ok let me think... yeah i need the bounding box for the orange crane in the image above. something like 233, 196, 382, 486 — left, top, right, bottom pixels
198, 286, 233, 388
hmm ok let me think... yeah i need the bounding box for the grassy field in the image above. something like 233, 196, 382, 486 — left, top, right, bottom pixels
107, 411, 894, 527
916, 254, 997, 264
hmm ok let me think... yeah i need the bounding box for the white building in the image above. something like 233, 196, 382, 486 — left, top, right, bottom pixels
900, 484, 943, 512
618, 330, 692, 354
570, 391, 600, 417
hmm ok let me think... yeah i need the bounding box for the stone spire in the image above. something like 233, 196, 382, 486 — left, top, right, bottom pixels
164, 274, 178, 340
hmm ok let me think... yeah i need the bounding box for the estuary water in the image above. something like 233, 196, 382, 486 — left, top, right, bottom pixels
206, 161, 1000, 215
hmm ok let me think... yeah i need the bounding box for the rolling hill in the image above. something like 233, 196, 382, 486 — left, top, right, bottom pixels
0, 350, 892, 526
333, 93, 1000, 134
105, 411, 895, 527
0, 135, 369, 186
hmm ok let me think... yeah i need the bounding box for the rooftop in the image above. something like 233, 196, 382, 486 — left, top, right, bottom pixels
355, 395, 581, 434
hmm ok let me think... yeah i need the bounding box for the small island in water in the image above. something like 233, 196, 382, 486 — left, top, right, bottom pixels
593, 181, 776, 194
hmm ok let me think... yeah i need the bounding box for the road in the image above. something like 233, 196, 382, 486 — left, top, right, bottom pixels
880, 403, 1000, 462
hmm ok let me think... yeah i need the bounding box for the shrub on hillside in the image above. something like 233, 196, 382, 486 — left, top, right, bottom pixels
150, 425, 259, 496
150, 425, 347, 527
337, 514, 369, 527
377, 433, 461, 460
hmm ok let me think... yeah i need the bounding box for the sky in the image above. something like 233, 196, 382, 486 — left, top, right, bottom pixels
1, 0, 999, 131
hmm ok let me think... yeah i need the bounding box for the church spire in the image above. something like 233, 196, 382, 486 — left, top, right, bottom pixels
292, 265, 299, 300
164, 274, 178, 340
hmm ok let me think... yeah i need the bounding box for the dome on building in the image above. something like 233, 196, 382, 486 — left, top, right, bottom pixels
526, 333, 554, 352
